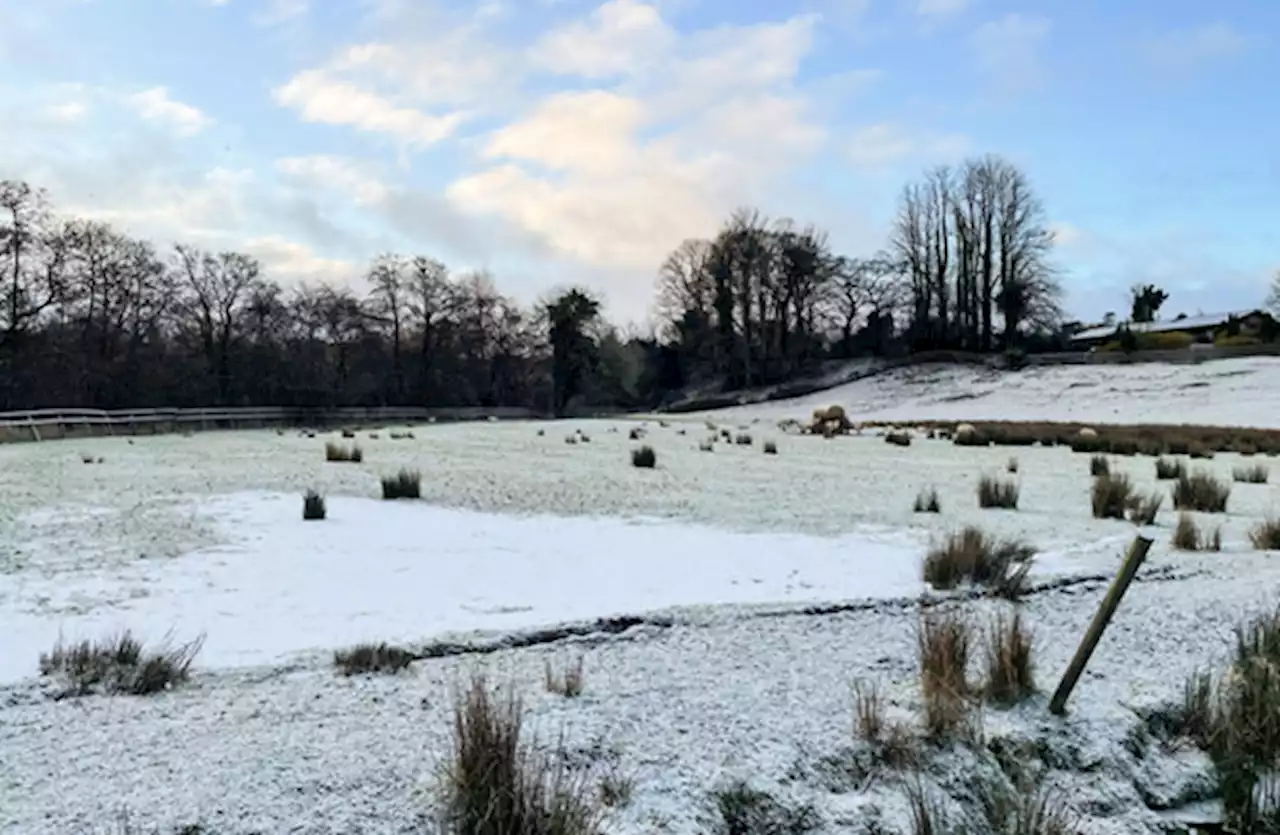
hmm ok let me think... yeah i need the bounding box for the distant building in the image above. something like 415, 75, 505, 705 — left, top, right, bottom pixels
1066, 309, 1268, 350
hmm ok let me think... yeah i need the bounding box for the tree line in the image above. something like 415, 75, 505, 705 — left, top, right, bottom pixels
0, 154, 1065, 414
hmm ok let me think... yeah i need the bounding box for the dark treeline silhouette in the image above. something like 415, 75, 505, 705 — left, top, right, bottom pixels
0, 154, 1064, 414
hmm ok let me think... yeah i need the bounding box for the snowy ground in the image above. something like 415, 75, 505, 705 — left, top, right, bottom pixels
4, 366, 1280, 832
708, 355, 1280, 428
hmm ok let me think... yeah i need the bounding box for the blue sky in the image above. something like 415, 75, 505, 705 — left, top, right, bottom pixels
0, 0, 1275, 326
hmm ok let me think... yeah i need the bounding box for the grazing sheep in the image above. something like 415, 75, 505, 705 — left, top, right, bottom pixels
1079, 427, 1098, 439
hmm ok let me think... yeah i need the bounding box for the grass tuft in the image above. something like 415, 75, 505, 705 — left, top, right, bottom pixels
734, 432, 753, 446
1006, 457, 1019, 474
914, 487, 941, 514
923, 526, 1034, 592
333, 642, 415, 676
302, 489, 326, 520
381, 468, 421, 499
1235, 464, 1270, 484
1172, 470, 1231, 513
886, 431, 912, 447
325, 441, 363, 463
917, 608, 975, 742
39, 631, 203, 697
1249, 518, 1280, 550
1155, 457, 1186, 480
1090, 471, 1133, 520
984, 611, 1036, 706
1173, 513, 1219, 551
763, 440, 778, 455
1128, 490, 1164, 526
631, 445, 657, 468
708, 781, 821, 835
544, 656, 586, 698
977, 475, 1019, 509
1089, 455, 1110, 477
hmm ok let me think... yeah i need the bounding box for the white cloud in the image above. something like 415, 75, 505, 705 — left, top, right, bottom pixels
526, 0, 675, 78
847, 123, 970, 170
969, 13, 1051, 90
1139, 23, 1253, 72
243, 235, 361, 285
253, 0, 309, 26
916, 0, 967, 22
275, 155, 390, 205
124, 87, 211, 135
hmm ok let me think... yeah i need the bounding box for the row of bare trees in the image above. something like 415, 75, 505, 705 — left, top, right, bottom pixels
654, 155, 1064, 388
1, 154, 1063, 411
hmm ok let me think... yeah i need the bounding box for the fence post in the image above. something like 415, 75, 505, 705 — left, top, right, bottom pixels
1049, 534, 1154, 715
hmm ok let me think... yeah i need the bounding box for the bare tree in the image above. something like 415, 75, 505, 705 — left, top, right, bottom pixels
173, 245, 262, 403
0, 180, 62, 344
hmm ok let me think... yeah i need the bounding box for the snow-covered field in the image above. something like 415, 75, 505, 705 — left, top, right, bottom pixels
5, 360, 1280, 834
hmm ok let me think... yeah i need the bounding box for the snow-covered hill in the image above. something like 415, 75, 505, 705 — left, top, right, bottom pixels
710, 356, 1280, 428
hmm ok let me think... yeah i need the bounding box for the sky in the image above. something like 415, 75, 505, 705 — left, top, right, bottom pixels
0, 0, 1276, 328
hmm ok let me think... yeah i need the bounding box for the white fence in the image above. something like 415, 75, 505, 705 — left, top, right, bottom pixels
0, 405, 543, 441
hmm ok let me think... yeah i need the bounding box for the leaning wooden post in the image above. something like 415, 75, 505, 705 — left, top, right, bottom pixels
1049, 534, 1154, 716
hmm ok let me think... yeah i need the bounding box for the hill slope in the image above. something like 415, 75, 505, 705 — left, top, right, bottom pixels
708, 356, 1280, 428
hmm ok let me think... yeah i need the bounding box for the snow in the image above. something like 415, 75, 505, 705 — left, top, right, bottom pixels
709, 355, 1280, 428
6, 359, 1280, 833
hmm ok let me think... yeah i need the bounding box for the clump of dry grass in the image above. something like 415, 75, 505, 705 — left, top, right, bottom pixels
1235, 464, 1270, 484
302, 489, 326, 520
1006, 457, 1019, 474
544, 656, 586, 698
698, 439, 714, 452
1090, 471, 1133, 520
333, 642, 415, 676
1172, 470, 1231, 513
914, 487, 941, 514
917, 608, 977, 742
709, 781, 821, 835
1249, 518, 1280, 550
325, 441, 363, 463
1129, 490, 1163, 525
381, 468, 422, 499
984, 611, 1035, 706
1089, 455, 1110, 477
763, 440, 778, 455
440, 674, 603, 835
39, 631, 204, 697
1155, 457, 1186, 480
342, 428, 356, 438
922, 527, 1034, 592
628, 427, 644, 441
975, 778, 1082, 835
886, 431, 912, 447
631, 445, 657, 468
852, 680, 918, 770
977, 475, 1019, 510
1173, 513, 1222, 551
734, 432, 753, 446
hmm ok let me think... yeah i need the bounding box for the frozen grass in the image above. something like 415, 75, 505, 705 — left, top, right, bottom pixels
983, 610, 1036, 706
631, 445, 656, 468
302, 489, 326, 521
325, 442, 363, 463
885, 431, 912, 447
1006, 456, 1019, 474
1234, 463, 1270, 484
763, 440, 778, 455
1090, 471, 1132, 520
922, 527, 1034, 592
381, 468, 422, 500
333, 642, 415, 676
440, 674, 603, 835
1089, 455, 1109, 477
1172, 470, 1231, 513
1155, 457, 1186, 480
38, 631, 203, 698
543, 656, 585, 698
977, 475, 1019, 509
734, 433, 753, 446
708, 781, 820, 835
974, 780, 1081, 835
913, 487, 941, 514
1129, 490, 1163, 526
917, 607, 976, 742
1249, 518, 1280, 550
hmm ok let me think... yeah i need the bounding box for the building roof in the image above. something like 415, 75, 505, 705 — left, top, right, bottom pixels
1069, 309, 1262, 343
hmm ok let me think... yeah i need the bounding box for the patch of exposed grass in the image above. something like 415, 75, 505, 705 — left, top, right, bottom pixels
904, 777, 952, 835
984, 611, 1035, 706
1006, 457, 1019, 474
923, 527, 1034, 592
342, 429, 356, 438
39, 631, 203, 697
333, 642, 415, 676
977, 475, 1019, 510
1172, 470, 1231, 513
1235, 464, 1270, 484
1090, 471, 1132, 520
325, 441, 363, 463
886, 431, 912, 447
598, 769, 635, 809
628, 427, 644, 441
763, 440, 778, 455
918, 608, 977, 742
698, 439, 714, 452
1155, 457, 1186, 480
302, 489, 326, 521
631, 445, 657, 468
975, 778, 1082, 835
852, 679, 918, 770
734, 432, 753, 446
440, 674, 603, 835
1173, 513, 1221, 551
707, 781, 821, 835
914, 487, 941, 514
544, 656, 586, 698
1129, 490, 1163, 526
1249, 518, 1280, 550
1089, 455, 1110, 477
381, 468, 422, 499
